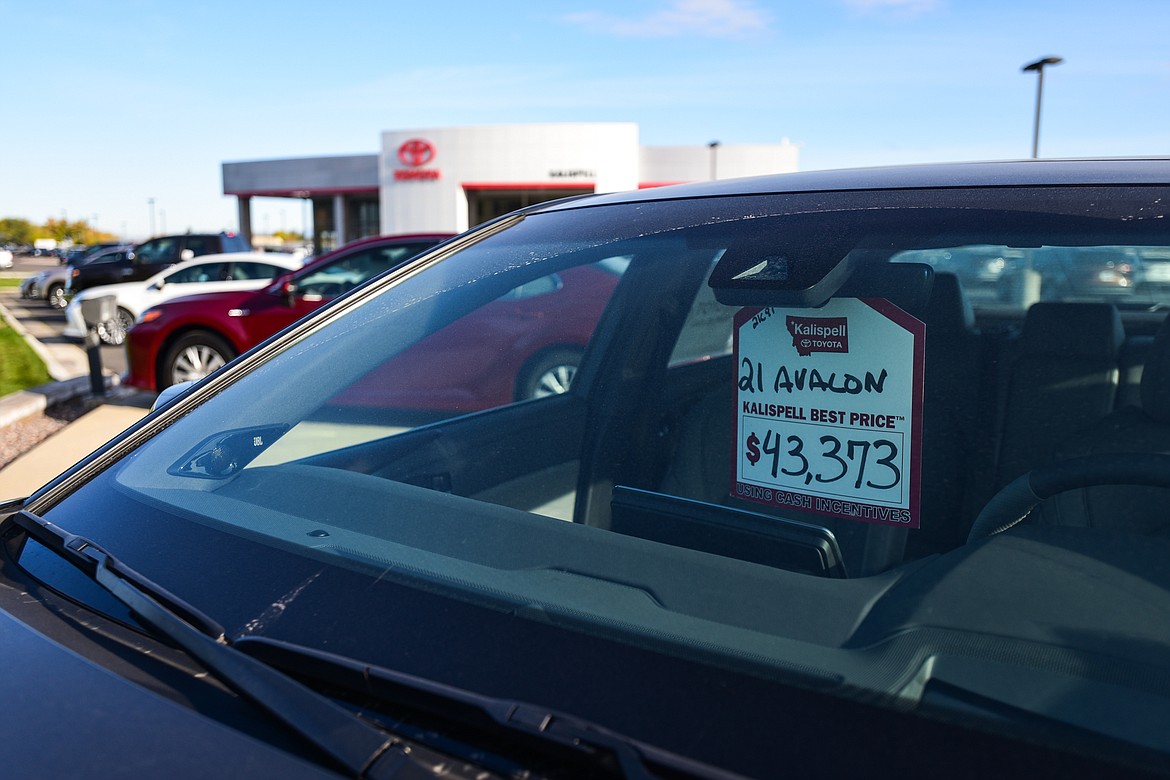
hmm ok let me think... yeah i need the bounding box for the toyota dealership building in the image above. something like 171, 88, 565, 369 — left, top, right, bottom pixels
222, 123, 799, 249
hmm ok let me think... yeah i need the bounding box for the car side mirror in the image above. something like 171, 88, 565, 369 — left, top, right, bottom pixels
180, 249, 195, 261
151, 380, 196, 412
281, 280, 298, 307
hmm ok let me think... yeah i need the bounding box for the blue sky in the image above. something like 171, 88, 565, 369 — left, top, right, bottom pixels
2, 0, 1167, 239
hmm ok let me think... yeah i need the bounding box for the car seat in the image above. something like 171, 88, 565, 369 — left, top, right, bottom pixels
990, 302, 1124, 490
1032, 313, 1170, 535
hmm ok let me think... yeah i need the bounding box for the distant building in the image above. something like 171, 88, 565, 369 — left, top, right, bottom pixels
222, 123, 799, 249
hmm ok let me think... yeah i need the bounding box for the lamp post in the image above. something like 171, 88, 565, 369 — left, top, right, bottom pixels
708, 141, 721, 181
1022, 56, 1063, 159
147, 197, 156, 236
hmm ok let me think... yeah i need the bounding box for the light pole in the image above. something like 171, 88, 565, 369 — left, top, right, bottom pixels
1022, 56, 1063, 159
147, 197, 156, 236
708, 141, 721, 181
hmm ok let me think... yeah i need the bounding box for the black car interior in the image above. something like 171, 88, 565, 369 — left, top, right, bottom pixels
282, 240, 1170, 583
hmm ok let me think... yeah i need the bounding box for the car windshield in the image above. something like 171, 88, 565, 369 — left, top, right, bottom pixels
133, 238, 179, 264
23, 180, 1170, 775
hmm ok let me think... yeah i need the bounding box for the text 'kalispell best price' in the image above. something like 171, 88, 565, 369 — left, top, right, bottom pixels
740, 402, 902, 430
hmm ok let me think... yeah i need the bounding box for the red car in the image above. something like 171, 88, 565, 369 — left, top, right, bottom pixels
127, 237, 624, 411
326, 260, 623, 412
126, 234, 451, 392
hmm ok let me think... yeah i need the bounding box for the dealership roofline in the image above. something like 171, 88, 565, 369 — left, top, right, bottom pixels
224, 186, 380, 198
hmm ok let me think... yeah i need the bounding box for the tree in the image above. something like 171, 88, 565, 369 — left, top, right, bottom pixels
0, 215, 118, 247
38, 218, 115, 244
0, 218, 36, 246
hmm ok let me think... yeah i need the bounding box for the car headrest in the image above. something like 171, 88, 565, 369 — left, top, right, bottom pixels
1019, 302, 1123, 360
923, 272, 975, 334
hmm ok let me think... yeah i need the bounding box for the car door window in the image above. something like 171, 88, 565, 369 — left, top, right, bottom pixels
87, 250, 130, 265
294, 250, 377, 299
164, 262, 231, 284
294, 243, 436, 300
228, 261, 285, 280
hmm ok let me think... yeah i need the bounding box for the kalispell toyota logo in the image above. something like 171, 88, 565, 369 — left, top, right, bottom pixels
786, 315, 849, 357
398, 139, 435, 167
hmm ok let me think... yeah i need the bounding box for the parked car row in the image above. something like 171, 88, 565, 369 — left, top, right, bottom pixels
2, 241, 130, 262
13, 230, 632, 414
125, 234, 453, 390
914, 244, 1170, 305
67, 232, 252, 295
62, 252, 305, 345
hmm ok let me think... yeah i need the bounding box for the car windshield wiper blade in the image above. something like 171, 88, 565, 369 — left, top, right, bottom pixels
0, 510, 427, 780
4, 510, 738, 779
235, 634, 748, 780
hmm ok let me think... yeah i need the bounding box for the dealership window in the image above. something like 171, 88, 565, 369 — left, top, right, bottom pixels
350, 198, 380, 240
466, 188, 593, 227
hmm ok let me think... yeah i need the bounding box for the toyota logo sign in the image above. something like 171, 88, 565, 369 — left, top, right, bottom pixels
398, 139, 435, 167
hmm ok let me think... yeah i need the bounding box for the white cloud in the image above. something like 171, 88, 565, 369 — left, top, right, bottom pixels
564, 0, 771, 39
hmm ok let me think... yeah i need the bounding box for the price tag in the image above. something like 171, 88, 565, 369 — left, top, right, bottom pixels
732, 299, 924, 528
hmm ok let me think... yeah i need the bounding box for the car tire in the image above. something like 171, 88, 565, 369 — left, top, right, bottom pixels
517, 347, 583, 401
46, 283, 67, 310
96, 307, 135, 346
162, 331, 236, 389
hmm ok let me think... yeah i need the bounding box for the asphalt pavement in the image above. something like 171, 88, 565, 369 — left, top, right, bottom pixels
0, 273, 157, 500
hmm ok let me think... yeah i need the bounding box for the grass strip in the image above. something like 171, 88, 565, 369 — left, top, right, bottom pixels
0, 319, 52, 395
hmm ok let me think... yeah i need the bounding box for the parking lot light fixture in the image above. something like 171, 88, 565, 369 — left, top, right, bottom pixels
1023, 56, 1063, 159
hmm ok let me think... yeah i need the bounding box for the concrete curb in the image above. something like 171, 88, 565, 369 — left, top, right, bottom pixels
0, 378, 95, 429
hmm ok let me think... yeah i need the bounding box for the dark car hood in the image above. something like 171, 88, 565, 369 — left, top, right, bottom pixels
0, 607, 337, 778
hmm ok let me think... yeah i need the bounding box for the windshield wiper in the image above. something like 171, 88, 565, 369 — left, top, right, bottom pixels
0, 510, 446, 780
235, 634, 747, 780
2, 510, 738, 779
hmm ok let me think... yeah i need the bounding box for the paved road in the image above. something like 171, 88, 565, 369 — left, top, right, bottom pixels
8, 253, 60, 274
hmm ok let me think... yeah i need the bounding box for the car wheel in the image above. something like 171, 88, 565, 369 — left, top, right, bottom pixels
162, 331, 236, 389
517, 347, 583, 401
95, 307, 135, 346
46, 283, 67, 310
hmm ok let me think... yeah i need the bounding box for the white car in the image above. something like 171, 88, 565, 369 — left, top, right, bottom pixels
63, 251, 303, 344
0, 249, 13, 269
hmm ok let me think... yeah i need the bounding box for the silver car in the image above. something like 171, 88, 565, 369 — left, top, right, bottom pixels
18, 244, 133, 308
